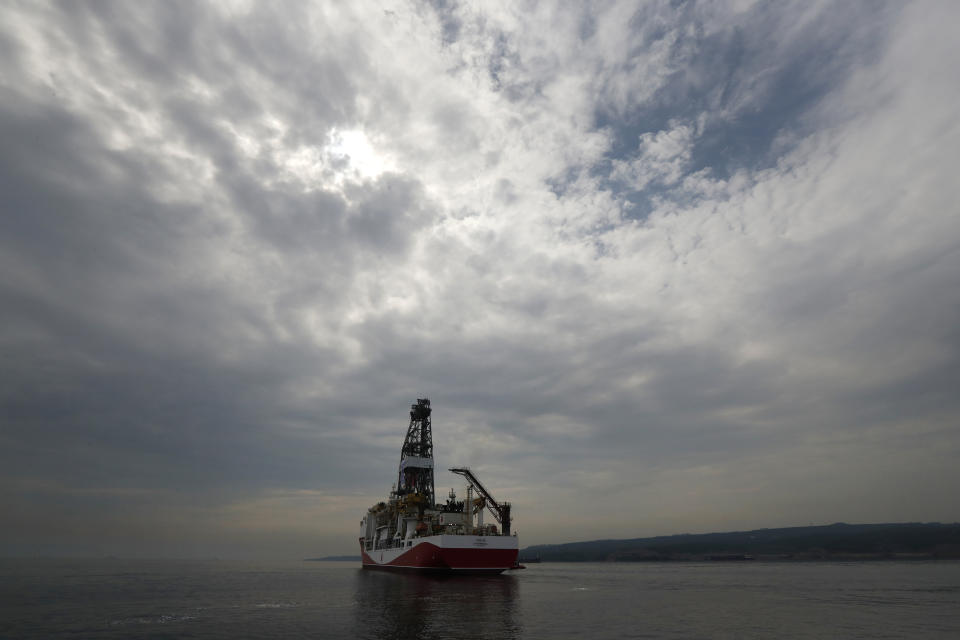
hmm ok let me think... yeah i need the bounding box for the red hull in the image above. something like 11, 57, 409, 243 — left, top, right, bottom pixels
361, 541, 518, 573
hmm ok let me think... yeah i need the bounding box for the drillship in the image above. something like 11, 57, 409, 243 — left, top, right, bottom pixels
359, 398, 519, 573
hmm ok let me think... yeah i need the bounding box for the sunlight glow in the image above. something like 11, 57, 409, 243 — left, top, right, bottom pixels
327, 128, 395, 181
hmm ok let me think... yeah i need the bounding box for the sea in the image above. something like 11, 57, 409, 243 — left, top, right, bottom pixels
1, 559, 959, 639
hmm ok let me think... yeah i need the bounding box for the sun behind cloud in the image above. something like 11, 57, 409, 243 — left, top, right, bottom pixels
326, 128, 396, 183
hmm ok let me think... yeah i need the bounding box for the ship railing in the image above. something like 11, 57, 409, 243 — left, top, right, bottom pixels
372, 538, 401, 551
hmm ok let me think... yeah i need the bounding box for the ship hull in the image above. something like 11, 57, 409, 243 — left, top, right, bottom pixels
360, 534, 519, 573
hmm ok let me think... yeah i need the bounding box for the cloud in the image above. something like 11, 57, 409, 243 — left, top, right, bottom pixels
1, 0, 958, 558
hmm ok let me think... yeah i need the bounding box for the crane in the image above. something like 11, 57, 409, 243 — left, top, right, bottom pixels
449, 467, 512, 536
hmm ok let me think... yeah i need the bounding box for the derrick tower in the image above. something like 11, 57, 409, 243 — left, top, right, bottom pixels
397, 398, 435, 506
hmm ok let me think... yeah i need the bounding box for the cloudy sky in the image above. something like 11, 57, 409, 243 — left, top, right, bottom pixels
1, 0, 958, 559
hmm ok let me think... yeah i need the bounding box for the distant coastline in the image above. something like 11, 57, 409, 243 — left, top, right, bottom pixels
521, 522, 960, 562
304, 555, 361, 562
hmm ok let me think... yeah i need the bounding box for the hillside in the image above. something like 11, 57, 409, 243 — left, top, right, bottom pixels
520, 522, 960, 561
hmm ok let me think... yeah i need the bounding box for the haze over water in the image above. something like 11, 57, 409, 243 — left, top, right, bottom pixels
2, 559, 959, 639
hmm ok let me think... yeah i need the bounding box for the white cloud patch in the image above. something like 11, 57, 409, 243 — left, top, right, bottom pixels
610, 120, 698, 190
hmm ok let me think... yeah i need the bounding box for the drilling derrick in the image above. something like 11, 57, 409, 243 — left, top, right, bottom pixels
397, 398, 435, 508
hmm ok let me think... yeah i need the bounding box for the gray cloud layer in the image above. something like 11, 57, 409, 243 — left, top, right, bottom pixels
1, 0, 958, 558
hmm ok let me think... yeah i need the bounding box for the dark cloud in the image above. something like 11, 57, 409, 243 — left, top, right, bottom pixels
0, 3, 426, 552
428, 0, 463, 45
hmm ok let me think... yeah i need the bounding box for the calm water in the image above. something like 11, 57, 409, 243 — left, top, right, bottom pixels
1, 559, 959, 639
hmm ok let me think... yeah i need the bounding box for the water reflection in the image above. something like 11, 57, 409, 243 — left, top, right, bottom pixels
354, 570, 521, 640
